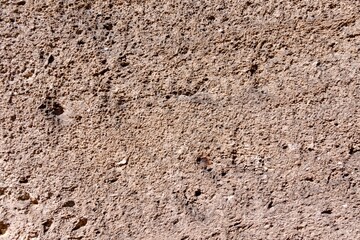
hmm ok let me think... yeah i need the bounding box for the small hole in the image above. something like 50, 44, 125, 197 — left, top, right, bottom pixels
249, 64, 258, 75
0, 221, 9, 235
194, 189, 201, 197
329, 42, 335, 48
120, 62, 130, 67
18, 192, 30, 201
42, 219, 53, 233
16, 0, 26, 5
304, 177, 314, 182
104, 23, 113, 31
321, 209, 332, 214
329, 3, 336, 9
63, 200, 75, 207
52, 102, 64, 116
48, 55, 54, 64
349, 145, 359, 155
72, 217, 88, 231
19, 176, 29, 183
196, 156, 212, 169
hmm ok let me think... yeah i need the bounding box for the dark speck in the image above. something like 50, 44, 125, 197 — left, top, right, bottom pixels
48, 55, 54, 64
52, 102, 64, 115
321, 209, 332, 214
249, 64, 258, 75
16, 0, 26, 5
63, 200, 75, 207
194, 189, 201, 197
104, 23, 113, 31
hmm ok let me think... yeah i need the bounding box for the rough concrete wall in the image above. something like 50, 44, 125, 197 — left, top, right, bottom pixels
1, 0, 359, 239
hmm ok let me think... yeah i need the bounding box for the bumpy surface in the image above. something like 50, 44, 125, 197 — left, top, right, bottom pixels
1, 0, 360, 239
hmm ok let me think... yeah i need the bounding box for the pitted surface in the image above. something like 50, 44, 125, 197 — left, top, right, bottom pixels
1, 1, 359, 239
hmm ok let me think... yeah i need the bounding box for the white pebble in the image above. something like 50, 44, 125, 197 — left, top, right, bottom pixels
117, 159, 127, 166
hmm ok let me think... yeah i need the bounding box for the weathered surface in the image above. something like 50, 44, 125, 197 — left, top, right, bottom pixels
1, 0, 359, 239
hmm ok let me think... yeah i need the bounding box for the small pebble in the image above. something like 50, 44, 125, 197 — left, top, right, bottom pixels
116, 159, 127, 166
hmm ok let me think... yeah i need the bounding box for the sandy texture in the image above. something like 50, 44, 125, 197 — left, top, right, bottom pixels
1, 0, 360, 239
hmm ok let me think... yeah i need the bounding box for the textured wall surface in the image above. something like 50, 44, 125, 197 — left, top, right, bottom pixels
1, 0, 360, 239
